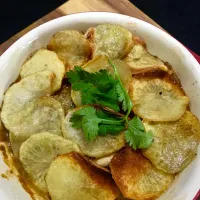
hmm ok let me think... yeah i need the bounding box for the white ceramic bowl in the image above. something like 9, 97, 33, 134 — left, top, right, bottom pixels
0, 12, 199, 200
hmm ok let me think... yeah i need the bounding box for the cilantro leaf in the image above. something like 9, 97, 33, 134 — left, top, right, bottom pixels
98, 124, 125, 136
70, 107, 102, 141
129, 116, 145, 131
116, 82, 128, 112
70, 106, 124, 141
66, 66, 82, 82
82, 116, 102, 141
125, 116, 153, 150
70, 114, 82, 129
66, 67, 120, 111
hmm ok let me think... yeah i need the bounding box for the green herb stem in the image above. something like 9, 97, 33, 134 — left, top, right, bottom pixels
108, 60, 133, 118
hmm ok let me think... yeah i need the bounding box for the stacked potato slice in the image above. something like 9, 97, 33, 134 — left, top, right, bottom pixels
1, 24, 200, 200
1, 49, 66, 156
46, 152, 120, 200
86, 24, 133, 59
48, 30, 91, 71
129, 71, 189, 121
20, 132, 81, 192
110, 147, 174, 200
124, 36, 168, 73
83, 24, 200, 199
62, 108, 125, 158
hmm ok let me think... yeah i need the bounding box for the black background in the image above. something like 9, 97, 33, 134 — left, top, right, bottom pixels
0, 0, 199, 54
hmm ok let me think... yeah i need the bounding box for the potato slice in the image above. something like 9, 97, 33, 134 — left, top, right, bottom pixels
8, 97, 64, 157
110, 147, 174, 200
94, 154, 114, 167
142, 111, 200, 174
124, 36, 168, 74
71, 90, 82, 107
20, 132, 81, 193
83, 56, 132, 90
71, 56, 132, 107
1, 70, 55, 131
46, 152, 119, 200
129, 72, 189, 121
9, 132, 26, 157
62, 109, 125, 158
48, 30, 91, 70
20, 48, 65, 92
53, 84, 74, 115
86, 24, 133, 59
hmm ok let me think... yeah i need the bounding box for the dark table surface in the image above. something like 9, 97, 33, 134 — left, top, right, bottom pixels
0, 0, 199, 55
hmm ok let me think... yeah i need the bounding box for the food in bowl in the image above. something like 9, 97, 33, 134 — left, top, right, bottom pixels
0, 23, 199, 200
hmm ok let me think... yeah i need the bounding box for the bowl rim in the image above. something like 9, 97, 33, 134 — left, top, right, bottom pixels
0, 12, 199, 68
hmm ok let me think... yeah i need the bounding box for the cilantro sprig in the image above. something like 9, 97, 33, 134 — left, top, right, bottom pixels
70, 106, 125, 141
67, 66, 119, 111
67, 60, 153, 150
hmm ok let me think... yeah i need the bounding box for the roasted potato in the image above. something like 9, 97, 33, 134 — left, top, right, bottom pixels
7, 97, 64, 156
86, 24, 133, 59
48, 30, 91, 70
1, 71, 55, 132
124, 36, 168, 74
46, 152, 120, 200
110, 147, 174, 200
129, 71, 189, 121
62, 108, 125, 158
20, 48, 65, 92
142, 111, 200, 174
20, 132, 81, 193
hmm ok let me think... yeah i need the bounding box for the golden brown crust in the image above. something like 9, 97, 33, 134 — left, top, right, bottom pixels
132, 36, 146, 48
60, 152, 119, 196
124, 36, 168, 74
110, 147, 174, 200
132, 70, 186, 96
47, 30, 92, 71
133, 70, 184, 92
131, 66, 166, 75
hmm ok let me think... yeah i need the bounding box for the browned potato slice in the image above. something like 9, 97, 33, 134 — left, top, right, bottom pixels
86, 24, 133, 59
53, 84, 74, 115
20, 132, 81, 193
20, 48, 65, 92
48, 30, 91, 71
46, 152, 120, 200
71, 56, 132, 107
62, 109, 125, 158
124, 36, 168, 74
142, 111, 200, 174
110, 147, 174, 200
129, 71, 189, 121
